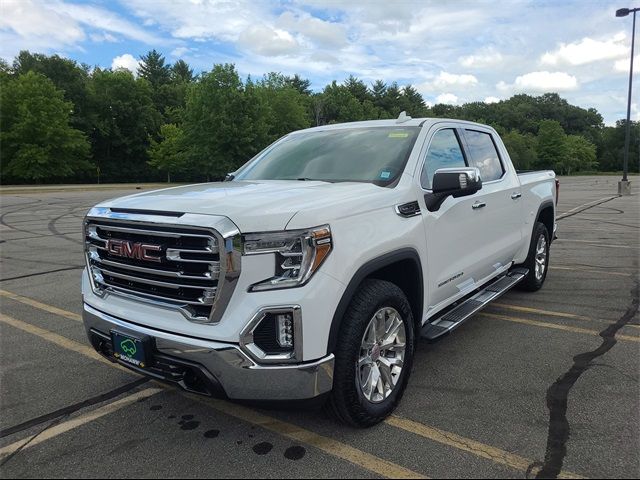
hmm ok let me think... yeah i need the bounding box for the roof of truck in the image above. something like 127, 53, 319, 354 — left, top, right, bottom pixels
298, 117, 495, 133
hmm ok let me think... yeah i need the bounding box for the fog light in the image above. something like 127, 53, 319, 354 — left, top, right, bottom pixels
276, 313, 294, 348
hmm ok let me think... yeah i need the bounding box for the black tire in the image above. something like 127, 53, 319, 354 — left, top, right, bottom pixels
516, 221, 550, 292
328, 279, 415, 427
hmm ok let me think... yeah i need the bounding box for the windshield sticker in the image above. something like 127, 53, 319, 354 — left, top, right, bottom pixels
380, 171, 392, 179
388, 131, 409, 138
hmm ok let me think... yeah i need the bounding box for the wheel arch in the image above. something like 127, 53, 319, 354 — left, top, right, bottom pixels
326, 248, 423, 355
536, 201, 555, 242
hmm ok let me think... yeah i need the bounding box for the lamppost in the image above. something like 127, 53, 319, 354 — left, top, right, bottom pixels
616, 7, 639, 195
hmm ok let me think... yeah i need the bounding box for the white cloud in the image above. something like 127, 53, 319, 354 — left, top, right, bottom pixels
436, 93, 459, 105
277, 11, 347, 49
498, 71, 578, 93
0, 0, 85, 53
238, 25, 299, 57
170, 47, 190, 58
0, 0, 166, 59
431, 71, 478, 89
614, 55, 638, 72
459, 49, 503, 68
484, 96, 501, 104
541, 33, 628, 66
90, 32, 118, 43
111, 54, 139, 75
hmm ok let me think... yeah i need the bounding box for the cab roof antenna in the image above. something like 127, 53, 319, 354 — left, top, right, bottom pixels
396, 111, 412, 123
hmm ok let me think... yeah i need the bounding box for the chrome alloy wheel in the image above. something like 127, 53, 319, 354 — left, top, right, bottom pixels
535, 234, 548, 281
357, 307, 407, 404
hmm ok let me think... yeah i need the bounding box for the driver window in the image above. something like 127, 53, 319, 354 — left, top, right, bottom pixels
421, 129, 467, 189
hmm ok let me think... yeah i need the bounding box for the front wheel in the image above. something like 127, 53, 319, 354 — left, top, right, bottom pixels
516, 221, 550, 292
328, 279, 415, 427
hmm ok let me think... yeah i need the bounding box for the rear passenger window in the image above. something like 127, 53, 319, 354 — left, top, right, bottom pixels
464, 130, 504, 182
421, 129, 466, 189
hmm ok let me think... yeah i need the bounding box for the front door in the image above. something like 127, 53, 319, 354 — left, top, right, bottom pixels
418, 125, 487, 313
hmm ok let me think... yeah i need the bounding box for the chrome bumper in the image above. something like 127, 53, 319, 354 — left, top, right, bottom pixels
83, 303, 334, 401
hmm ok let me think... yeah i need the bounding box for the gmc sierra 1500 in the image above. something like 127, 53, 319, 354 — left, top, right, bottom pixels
82, 114, 557, 426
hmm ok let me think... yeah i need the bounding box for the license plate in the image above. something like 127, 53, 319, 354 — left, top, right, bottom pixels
111, 330, 150, 369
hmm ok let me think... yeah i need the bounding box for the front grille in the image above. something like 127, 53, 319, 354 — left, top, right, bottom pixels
85, 219, 221, 322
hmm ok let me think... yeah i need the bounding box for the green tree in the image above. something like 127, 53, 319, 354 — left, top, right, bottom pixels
171, 60, 194, 83
138, 49, 171, 87
536, 120, 569, 172
148, 124, 188, 182
88, 69, 161, 182
12, 51, 91, 131
502, 130, 537, 170
566, 135, 598, 174
255, 73, 310, 140
1, 72, 91, 182
399, 84, 427, 117
284, 74, 311, 95
344, 75, 370, 104
183, 64, 270, 180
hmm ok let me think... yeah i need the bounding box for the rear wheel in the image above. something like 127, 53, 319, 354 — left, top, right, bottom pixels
517, 221, 550, 292
328, 279, 415, 427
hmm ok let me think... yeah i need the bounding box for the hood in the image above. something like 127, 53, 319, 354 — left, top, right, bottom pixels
96, 180, 394, 232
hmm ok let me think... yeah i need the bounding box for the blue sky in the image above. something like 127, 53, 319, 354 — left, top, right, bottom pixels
1, 0, 636, 125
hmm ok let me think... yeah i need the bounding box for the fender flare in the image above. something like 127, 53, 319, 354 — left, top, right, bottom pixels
326, 248, 423, 355
534, 200, 555, 242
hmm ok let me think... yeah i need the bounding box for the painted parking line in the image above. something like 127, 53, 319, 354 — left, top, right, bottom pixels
480, 312, 640, 343
557, 196, 619, 219
0, 289, 82, 322
492, 302, 592, 321
549, 265, 633, 277
197, 397, 425, 479
386, 416, 584, 479
553, 238, 636, 250
492, 303, 640, 330
0, 313, 131, 373
0, 313, 426, 479
0, 291, 600, 478
0, 388, 161, 461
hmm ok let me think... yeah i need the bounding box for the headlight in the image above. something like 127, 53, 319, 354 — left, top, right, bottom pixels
243, 225, 332, 291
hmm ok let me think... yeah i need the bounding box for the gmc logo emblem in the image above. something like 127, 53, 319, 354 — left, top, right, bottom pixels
106, 239, 162, 263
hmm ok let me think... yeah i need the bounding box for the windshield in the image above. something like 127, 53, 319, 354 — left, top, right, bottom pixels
234, 127, 420, 186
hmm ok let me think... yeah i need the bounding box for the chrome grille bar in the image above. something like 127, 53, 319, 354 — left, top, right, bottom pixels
84, 207, 241, 324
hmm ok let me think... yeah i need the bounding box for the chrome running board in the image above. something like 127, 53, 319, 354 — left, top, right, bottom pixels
421, 268, 528, 340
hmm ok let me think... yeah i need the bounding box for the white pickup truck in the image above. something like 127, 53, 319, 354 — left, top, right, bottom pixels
82, 115, 558, 426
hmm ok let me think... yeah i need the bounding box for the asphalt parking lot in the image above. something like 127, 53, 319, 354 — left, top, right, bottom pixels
0, 176, 638, 479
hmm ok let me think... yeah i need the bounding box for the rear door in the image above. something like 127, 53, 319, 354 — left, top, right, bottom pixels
458, 127, 523, 281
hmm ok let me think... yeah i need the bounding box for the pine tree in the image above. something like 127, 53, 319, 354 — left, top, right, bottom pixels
138, 50, 170, 87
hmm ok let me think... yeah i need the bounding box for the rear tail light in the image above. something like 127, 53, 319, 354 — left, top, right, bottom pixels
555, 179, 560, 206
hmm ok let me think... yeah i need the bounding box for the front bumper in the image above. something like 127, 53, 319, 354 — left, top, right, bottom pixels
83, 303, 334, 401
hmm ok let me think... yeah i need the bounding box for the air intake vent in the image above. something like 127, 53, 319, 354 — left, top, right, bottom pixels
395, 201, 421, 217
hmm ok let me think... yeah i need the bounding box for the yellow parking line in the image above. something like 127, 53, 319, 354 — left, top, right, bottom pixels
549, 265, 632, 277
492, 303, 640, 330
480, 312, 640, 343
0, 313, 130, 373
0, 388, 162, 460
386, 416, 584, 479
492, 302, 591, 321
0, 291, 598, 478
198, 397, 425, 479
0, 313, 425, 479
553, 238, 635, 249
0, 289, 82, 322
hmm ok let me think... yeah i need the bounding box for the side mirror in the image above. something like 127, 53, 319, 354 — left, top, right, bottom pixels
425, 167, 482, 212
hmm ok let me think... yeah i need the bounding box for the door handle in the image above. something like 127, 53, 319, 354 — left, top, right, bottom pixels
511, 192, 522, 200
472, 202, 486, 209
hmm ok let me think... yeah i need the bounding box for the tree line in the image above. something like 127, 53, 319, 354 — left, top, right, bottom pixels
1, 49, 638, 184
